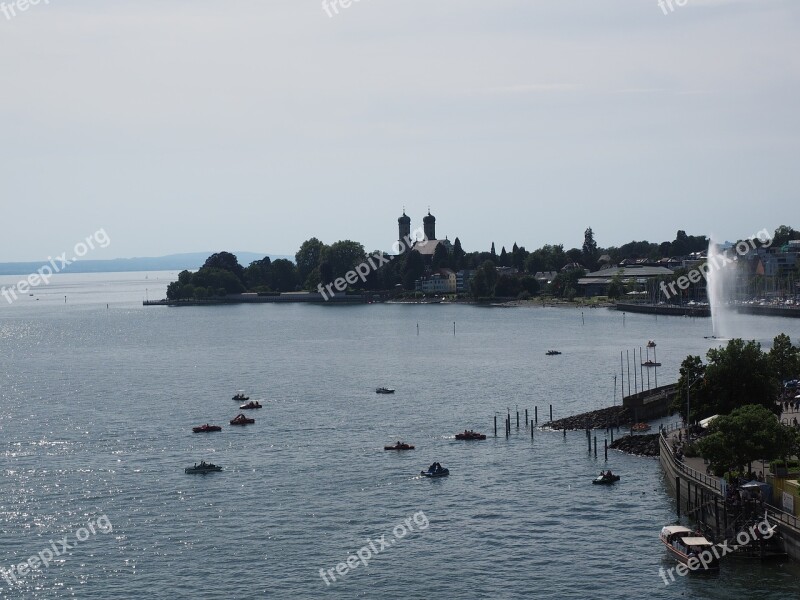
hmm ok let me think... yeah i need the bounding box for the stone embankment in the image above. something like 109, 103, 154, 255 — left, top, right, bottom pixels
544, 406, 631, 431
609, 433, 659, 456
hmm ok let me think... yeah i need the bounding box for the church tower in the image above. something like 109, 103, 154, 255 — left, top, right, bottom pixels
423, 209, 436, 241
398, 210, 411, 249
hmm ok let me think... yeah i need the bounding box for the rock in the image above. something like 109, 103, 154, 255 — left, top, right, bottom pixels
544, 406, 632, 431
609, 433, 659, 456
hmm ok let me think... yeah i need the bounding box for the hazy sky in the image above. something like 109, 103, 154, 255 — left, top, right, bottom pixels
1, 0, 798, 262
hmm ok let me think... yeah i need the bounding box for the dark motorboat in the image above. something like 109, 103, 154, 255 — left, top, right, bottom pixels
376, 387, 395, 394
642, 360, 661, 367
592, 471, 620, 485
239, 401, 262, 410
546, 350, 562, 356
232, 391, 250, 401
385, 441, 415, 451
421, 463, 449, 478
455, 430, 487, 441
230, 413, 255, 426
192, 424, 222, 433
185, 461, 223, 474
660, 525, 719, 570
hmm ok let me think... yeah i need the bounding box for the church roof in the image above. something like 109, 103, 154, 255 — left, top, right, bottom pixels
412, 239, 444, 256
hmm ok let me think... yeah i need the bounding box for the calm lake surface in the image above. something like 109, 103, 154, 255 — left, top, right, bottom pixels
2, 272, 800, 599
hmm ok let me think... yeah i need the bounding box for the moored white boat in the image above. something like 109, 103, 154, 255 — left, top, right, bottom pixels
659, 525, 719, 570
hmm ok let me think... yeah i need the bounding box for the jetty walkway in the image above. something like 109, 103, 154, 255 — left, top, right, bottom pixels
659, 422, 800, 560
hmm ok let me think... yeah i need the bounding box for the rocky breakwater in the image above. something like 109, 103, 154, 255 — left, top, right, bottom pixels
609, 434, 659, 456
544, 406, 632, 431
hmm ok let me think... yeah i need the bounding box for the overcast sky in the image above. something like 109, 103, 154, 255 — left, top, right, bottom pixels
1, 0, 797, 262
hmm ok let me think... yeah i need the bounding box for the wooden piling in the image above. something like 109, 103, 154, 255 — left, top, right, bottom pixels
516, 411, 520, 429
531, 420, 534, 439
535, 406, 538, 423
549, 404, 553, 421
593, 435, 597, 457
604, 439, 608, 461
494, 415, 497, 437
525, 408, 528, 425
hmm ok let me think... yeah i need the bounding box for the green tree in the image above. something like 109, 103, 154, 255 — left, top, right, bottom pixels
472, 261, 498, 299
698, 404, 798, 476
202, 252, 245, 282
549, 268, 585, 298
677, 339, 781, 421
582, 227, 598, 267
192, 267, 246, 294
451, 237, 465, 271
512, 243, 528, 272
773, 225, 799, 248
166, 281, 182, 300
673, 355, 706, 423
607, 273, 627, 299
295, 238, 326, 286
269, 259, 297, 292
769, 333, 800, 381
495, 275, 521, 297
525, 244, 567, 273
499, 246, 509, 267
244, 257, 272, 290
402, 250, 425, 290
432, 243, 450, 269
323, 241, 366, 282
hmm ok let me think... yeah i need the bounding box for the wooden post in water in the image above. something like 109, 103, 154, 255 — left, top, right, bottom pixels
604, 439, 608, 461
516, 410, 519, 429
531, 420, 534, 439
593, 436, 597, 457
587, 432, 591, 453
534, 406, 538, 424
525, 408, 528, 425
563, 428, 566, 439
627, 350, 631, 397
610, 428, 614, 443
549, 404, 553, 421
494, 415, 497, 437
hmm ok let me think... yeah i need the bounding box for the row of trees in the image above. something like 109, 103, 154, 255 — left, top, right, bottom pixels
673, 334, 800, 422
672, 335, 800, 476
165, 224, 797, 300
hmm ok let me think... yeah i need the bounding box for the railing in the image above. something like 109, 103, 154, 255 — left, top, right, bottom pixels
659, 427, 800, 532
659, 429, 721, 492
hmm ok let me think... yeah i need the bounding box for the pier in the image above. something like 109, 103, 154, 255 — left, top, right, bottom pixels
143, 292, 369, 306
614, 302, 710, 317
659, 423, 800, 560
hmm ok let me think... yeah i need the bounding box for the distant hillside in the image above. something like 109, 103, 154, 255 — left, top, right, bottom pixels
0, 252, 292, 276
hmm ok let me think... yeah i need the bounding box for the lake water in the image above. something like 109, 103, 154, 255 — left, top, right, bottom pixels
2, 272, 800, 599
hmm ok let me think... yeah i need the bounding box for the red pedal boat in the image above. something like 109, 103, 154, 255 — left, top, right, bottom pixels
384, 442, 415, 451
239, 401, 262, 410
455, 430, 487, 441
192, 424, 222, 433
230, 414, 255, 426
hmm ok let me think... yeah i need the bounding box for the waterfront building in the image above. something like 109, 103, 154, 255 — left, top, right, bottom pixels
577, 265, 675, 297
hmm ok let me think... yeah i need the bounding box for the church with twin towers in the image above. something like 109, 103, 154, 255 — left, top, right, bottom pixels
396, 208, 451, 260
